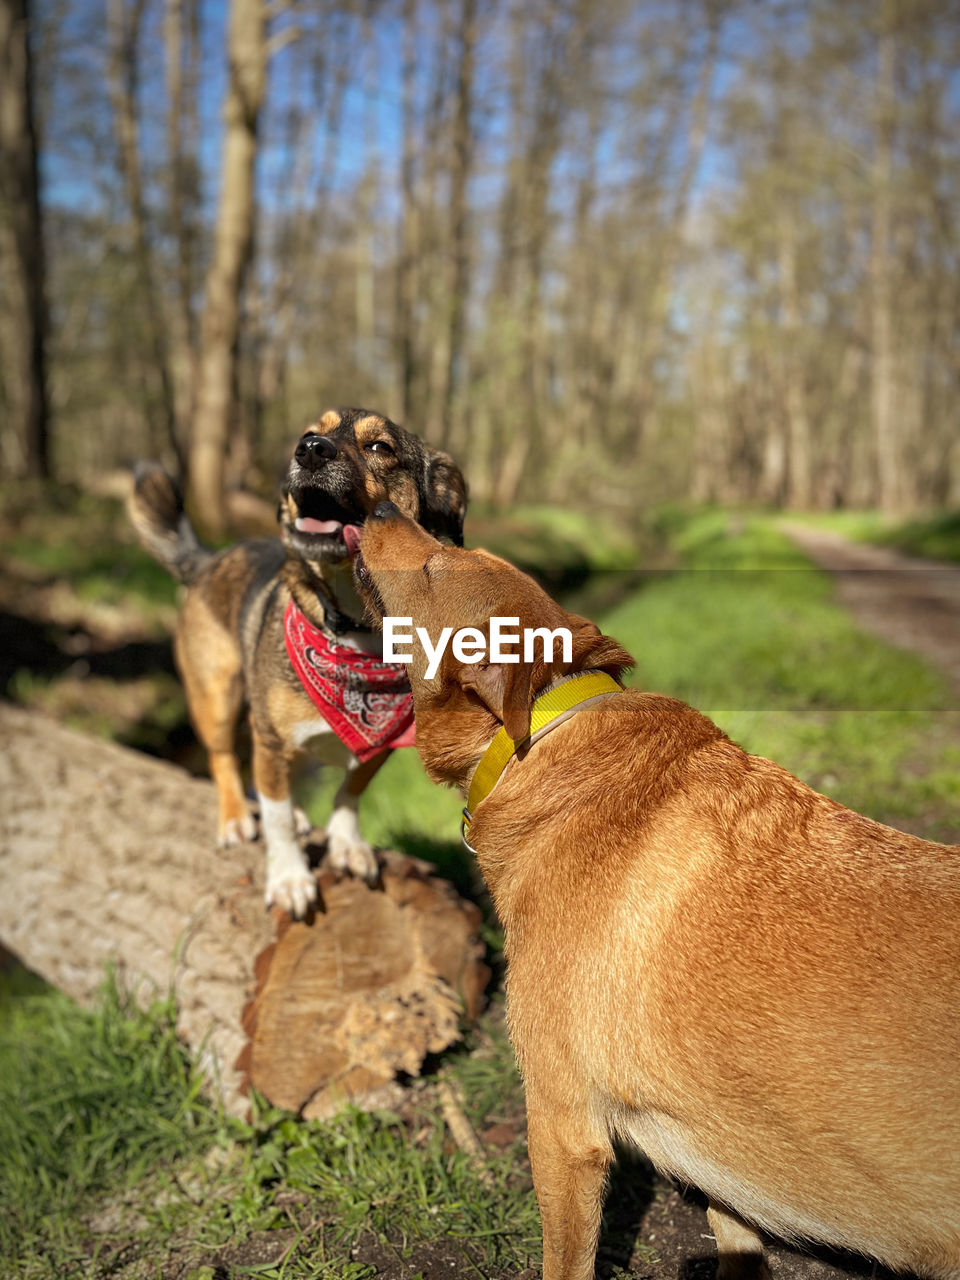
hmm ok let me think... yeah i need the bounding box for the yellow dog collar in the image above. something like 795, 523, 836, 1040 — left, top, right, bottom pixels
460, 669, 623, 850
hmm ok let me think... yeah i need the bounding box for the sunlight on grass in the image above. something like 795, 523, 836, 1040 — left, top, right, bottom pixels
0, 967, 219, 1278
0, 967, 533, 1279
603, 512, 958, 837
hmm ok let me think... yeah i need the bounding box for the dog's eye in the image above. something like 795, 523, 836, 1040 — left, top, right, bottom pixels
365, 441, 395, 457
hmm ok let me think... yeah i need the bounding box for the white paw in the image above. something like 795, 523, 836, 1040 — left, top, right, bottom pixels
219, 812, 259, 847
293, 806, 313, 838
327, 833, 379, 884
265, 862, 318, 918
264, 827, 317, 917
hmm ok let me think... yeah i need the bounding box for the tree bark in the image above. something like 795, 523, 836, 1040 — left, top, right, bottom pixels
431, 0, 476, 450
108, 0, 185, 476
489, 0, 577, 508
777, 210, 812, 509
395, 0, 419, 423
0, 704, 488, 1118
165, 0, 199, 433
870, 6, 898, 512
188, 0, 266, 537
625, 0, 721, 459
690, 337, 731, 503
0, 0, 49, 479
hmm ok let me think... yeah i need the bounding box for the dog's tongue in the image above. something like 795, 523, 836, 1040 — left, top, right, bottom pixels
343, 524, 363, 557
296, 517, 342, 535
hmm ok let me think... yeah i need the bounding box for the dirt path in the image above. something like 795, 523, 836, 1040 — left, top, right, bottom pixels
783, 523, 960, 691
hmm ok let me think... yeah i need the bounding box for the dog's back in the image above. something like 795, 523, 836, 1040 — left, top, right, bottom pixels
495, 690, 960, 1275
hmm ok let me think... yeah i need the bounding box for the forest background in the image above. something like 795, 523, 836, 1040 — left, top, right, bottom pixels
3, 0, 959, 527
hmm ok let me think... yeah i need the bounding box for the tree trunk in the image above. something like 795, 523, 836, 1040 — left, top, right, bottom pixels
690, 338, 731, 503
0, 704, 488, 1118
108, 0, 185, 476
188, 0, 266, 537
433, 0, 476, 450
777, 211, 812, 509
0, 0, 49, 479
165, 0, 199, 435
870, 7, 898, 512
395, 0, 419, 423
628, 0, 720, 458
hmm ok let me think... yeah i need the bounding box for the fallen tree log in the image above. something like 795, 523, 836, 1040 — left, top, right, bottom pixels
0, 703, 488, 1117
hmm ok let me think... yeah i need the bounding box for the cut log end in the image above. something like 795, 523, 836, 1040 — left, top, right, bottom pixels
239, 851, 490, 1119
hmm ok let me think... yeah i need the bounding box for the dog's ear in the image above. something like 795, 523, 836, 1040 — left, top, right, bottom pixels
459, 660, 532, 744
567, 614, 635, 683
421, 448, 467, 546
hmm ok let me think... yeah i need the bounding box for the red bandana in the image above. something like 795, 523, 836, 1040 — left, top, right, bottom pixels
284, 599, 416, 762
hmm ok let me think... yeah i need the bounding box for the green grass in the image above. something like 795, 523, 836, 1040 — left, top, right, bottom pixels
603, 510, 959, 837
5, 532, 179, 611
0, 970, 533, 1279
0, 966, 219, 1277
3, 503, 959, 1277
885, 509, 960, 561
248, 1061, 535, 1259
1, 482, 179, 619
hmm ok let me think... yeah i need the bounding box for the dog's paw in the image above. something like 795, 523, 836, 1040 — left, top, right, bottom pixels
265, 865, 318, 918
293, 806, 313, 838
265, 838, 318, 917
219, 812, 259, 847
327, 834, 379, 885
325, 807, 379, 885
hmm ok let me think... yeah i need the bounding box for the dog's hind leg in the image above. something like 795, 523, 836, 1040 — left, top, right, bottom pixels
707, 1200, 770, 1280
525, 1094, 613, 1280
175, 611, 255, 847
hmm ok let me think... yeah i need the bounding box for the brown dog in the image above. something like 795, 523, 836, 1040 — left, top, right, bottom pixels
353, 501, 960, 1280
128, 409, 466, 916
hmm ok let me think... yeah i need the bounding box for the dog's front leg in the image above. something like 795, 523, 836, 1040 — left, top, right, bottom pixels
253, 727, 317, 917
325, 750, 390, 885
526, 1096, 612, 1280
707, 1200, 769, 1280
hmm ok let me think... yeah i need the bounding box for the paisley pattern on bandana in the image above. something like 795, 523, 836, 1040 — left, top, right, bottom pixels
284, 599, 416, 762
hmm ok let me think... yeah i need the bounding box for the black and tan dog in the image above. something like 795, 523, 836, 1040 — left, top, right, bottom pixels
128, 408, 466, 916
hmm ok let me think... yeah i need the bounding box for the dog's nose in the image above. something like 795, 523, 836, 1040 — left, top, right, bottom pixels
371, 500, 400, 521
295, 434, 337, 469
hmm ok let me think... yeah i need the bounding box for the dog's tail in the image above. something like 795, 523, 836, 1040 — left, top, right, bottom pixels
127, 463, 213, 585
